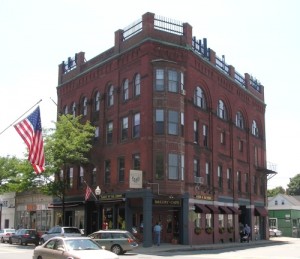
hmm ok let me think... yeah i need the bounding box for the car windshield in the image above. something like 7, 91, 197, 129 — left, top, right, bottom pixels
65, 239, 100, 250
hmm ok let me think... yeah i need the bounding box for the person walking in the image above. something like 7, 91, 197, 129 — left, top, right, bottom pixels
153, 222, 162, 246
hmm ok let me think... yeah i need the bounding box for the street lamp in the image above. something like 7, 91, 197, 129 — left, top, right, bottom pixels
95, 186, 101, 230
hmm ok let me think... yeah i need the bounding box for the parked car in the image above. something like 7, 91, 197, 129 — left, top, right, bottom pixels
0, 228, 15, 243
269, 227, 282, 237
40, 226, 82, 243
9, 228, 40, 246
88, 229, 138, 255
33, 236, 119, 259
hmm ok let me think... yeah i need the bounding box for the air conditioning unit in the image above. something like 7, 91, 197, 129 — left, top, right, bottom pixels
181, 89, 186, 95
194, 176, 204, 184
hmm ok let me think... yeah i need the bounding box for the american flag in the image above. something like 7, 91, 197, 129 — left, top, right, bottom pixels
14, 106, 45, 174
85, 185, 92, 201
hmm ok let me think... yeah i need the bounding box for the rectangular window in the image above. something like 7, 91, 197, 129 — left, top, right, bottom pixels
206, 162, 211, 186
105, 160, 111, 184
92, 167, 97, 186
168, 110, 179, 135
220, 131, 225, 144
181, 112, 184, 137
218, 165, 223, 189
133, 153, 140, 170
78, 166, 84, 188
203, 124, 208, 147
206, 214, 212, 228
194, 120, 199, 143
227, 168, 232, 190
168, 70, 178, 92
67, 168, 73, 188
118, 157, 125, 182
121, 117, 128, 140
219, 214, 224, 228
181, 155, 184, 180
168, 153, 179, 180
133, 113, 140, 138
194, 159, 200, 177
155, 109, 164, 134
155, 153, 164, 180
106, 121, 113, 144
237, 171, 242, 192
180, 72, 184, 91
95, 126, 99, 140
155, 69, 164, 91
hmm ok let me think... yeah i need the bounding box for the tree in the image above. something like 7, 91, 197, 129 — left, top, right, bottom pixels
287, 174, 300, 195
41, 114, 95, 223
267, 186, 285, 197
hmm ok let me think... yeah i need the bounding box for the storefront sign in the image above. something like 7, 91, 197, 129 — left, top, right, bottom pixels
153, 199, 181, 207
194, 195, 213, 201
100, 194, 124, 201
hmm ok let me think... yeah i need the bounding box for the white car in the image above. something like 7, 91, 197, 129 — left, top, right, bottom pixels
0, 228, 15, 243
33, 236, 119, 259
269, 227, 282, 237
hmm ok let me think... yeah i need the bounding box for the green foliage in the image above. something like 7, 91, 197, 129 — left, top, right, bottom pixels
287, 174, 300, 195
267, 186, 286, 197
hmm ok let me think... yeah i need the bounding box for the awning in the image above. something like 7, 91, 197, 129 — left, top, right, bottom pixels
205, 204, 219, 213
194, 204, 210, 214
48, 202, 84, 209
219, 206, 232, 214
227, 206, 241, 214
255, 206, 268, 217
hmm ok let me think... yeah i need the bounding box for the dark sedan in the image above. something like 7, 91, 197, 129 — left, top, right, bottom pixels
9, 229, 40, 246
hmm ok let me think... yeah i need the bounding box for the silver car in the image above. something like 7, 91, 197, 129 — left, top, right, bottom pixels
0, 228, 15, 243
41, 226, 82, 243
88, 229, 138, 255
33, 236, 118, 259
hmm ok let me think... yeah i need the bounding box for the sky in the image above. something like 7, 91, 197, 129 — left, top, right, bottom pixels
0, 0, 299, 189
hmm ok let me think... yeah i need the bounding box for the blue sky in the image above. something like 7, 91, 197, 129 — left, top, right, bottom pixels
0, 0, 299, 189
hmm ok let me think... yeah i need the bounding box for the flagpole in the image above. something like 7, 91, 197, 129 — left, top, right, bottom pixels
83, 180, 98, 201
0, 99, 42, 136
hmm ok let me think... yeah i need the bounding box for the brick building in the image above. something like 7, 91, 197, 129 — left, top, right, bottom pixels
56, 12, 275, 247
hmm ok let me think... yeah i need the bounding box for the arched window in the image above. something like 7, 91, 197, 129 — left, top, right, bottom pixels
217, 100, 227, 120
122, 79, 129, 101
108, 85, 114, 106
82, 97, 88, 116
194, 86, 206, 109
134, 73, 141, 96
236, 111, 244, 129
94, 91, 100, 112
252, 120, 259, 136
72, 102, 76, 118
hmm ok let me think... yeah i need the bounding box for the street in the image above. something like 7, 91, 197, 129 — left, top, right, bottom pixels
0, 237, 299, 259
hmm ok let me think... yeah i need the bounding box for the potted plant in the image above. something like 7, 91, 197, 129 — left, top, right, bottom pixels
219, 227, 225, 234
205, 227, 213, 234
227, 226, 234, 233
194, 227, 201, 235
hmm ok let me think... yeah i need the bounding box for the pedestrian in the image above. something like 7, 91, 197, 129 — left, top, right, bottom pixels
153, 222, 162, 246
244, 224, 251, 238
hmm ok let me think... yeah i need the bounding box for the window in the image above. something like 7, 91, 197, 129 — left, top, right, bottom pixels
95, 91, 100, 112
194, 159, 200, 177
82, 97, 88, 116
206, 214, 212, 228
168, 110, 179, 135
206, 162, 211, 186
132, 154, 140, 170
72, 102, 76, 118
118, 157, 125, 182
92, 167, 97, 185
64, 105, 68, 114
95, 126, 99, 140
180, 72, 184, 91
168, 153, 179, 180
193, 120, 199, 143
220, 131, 226, 144
181, 112, 184, 137
121, 117, 128, 140
108, 85, 114, 106
168, 70, 178, 92
155, 109, 164, 134
228, 214, 233, 228
219, 214, 224, 228
239, 139, 244, 152
122, 79, 129, 101
237, 171, 242, 192
218, 165, 223, 189
217, 100, 227, 120
181, 155, 185, 180
203, 125, 208, 147
252, 120, 259, 136
194, 213, 201, 228
106, 121, 113, 144
155, 69, 164, 91
227, 168, 232, 190
133, 113, 140, 138
194, 86, 206, 109
67, 168, 73, 188
236, 111, 244, 129
155, 153, 164, 180
134, 73, 141, 96
78, 166, 84, 188
104, 160, 111, 184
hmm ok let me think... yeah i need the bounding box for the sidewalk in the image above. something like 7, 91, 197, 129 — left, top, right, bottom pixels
134, 237, 287, 255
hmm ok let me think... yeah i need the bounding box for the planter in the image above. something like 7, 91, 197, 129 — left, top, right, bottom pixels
227, 227, 234, 233
205, 227, 213, 234
219, 227, 225, 234
194, 227, 201, 235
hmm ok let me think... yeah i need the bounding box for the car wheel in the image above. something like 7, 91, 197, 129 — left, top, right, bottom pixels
20, 238, 24, 245
8, 238, 12, 244
111, 244, 123, 255
0, 237, 4, 243
37, 256, 43, 259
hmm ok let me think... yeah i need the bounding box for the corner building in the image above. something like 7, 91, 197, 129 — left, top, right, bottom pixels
56, 12, 275, 247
